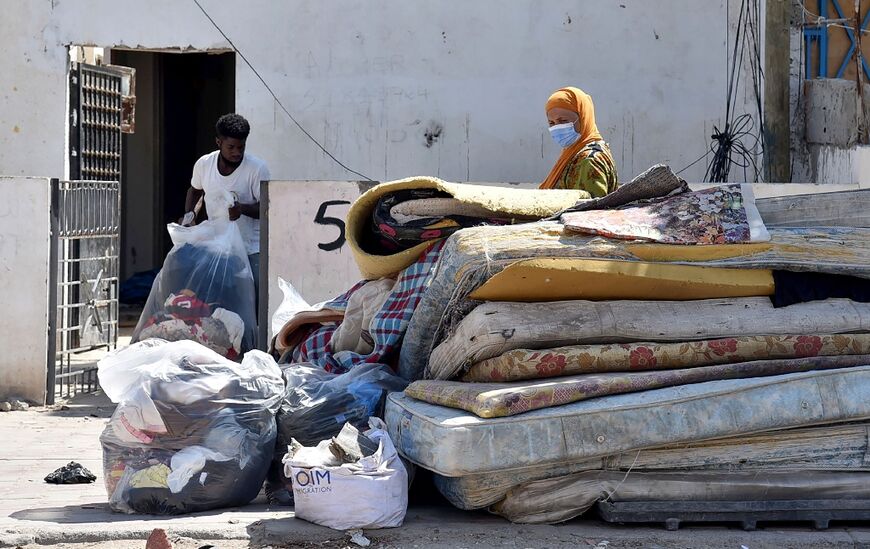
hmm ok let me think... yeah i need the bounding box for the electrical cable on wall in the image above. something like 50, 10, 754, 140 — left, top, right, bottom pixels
676, 0, 765, 182
191, 0, 374, 181
705, 0, 765, 183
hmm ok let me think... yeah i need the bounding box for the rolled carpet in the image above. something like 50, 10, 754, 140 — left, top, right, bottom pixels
346, 176, 590, 279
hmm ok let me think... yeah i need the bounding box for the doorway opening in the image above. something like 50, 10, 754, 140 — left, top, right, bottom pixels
110, 49, 236, 281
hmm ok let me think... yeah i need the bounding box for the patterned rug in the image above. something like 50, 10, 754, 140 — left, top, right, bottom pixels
561, 184, 770, 244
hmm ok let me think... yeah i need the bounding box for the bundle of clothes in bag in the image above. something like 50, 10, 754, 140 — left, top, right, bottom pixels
98, 339, 284, 514
132, 217, 257, 359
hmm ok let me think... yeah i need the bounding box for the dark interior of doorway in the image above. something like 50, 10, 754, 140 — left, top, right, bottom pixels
110, 50, 235, 283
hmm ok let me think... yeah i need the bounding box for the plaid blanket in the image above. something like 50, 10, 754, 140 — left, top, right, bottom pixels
292, 240, 446, 373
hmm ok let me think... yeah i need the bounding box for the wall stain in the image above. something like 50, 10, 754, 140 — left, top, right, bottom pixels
424, 123, 443, 148
357, 181, 378, 193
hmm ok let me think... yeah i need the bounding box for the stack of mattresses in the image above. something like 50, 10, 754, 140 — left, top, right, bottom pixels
383, 170, 870, 523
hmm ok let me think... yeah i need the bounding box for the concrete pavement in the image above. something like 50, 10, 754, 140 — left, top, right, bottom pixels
0, 392, 285, 548
5, 393, 870, 548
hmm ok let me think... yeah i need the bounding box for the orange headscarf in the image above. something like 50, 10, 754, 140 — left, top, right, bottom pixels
539, 87, 603, 189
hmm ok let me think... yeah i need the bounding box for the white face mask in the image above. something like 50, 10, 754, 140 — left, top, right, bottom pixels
548, 122, 581, 148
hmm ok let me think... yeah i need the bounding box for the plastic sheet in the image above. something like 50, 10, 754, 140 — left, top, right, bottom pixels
99, 340, 284, 514
132, 218, 255, 358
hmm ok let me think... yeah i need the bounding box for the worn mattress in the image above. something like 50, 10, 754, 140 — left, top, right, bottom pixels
427, 297, 870, 380
467, 259, 774, 302
463, 334, 870, 382
407, 355, 870, 418
385, 366, 870, 477
754, 189, 870, 228
492, 470, 870, 524
433, 422, 870, 510
398, 224, 870, 380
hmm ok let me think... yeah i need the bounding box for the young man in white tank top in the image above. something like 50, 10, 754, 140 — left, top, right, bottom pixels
183, 113, 270, 303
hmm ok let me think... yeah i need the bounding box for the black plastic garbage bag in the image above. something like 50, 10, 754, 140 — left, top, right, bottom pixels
45, 462, 97, 484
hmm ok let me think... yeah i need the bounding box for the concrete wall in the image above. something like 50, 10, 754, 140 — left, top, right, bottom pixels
0, 177, 52, 404
787, 5, 870, 186
0, 3, 69, 178
265, 181, 372, 313
1, 0, 758, 186
804, 145, 870, 186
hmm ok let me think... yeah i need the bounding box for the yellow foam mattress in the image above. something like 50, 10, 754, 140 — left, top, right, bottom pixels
468, 258, 774, 302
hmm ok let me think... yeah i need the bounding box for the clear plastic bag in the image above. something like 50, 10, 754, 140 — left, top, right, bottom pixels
132, 219, 256, 359
271, 278, 312, 338
99, 339, 285, 514
264, 362, 408, 505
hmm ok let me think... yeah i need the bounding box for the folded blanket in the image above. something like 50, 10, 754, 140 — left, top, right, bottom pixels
274, 310, 345, 356
462, 334, 870, 382
369, 188, 532, 254
290, 241, 445, 373
406, 354, 870, 418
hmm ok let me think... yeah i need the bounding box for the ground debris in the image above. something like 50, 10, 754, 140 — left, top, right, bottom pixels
44, 461, 97, 484
146, 528, 173, 549
348, 530, 371, 547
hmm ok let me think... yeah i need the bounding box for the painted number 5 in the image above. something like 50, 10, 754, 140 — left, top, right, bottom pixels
314, 200, 351, 251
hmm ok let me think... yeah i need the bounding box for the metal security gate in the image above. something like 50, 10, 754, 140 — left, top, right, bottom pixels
47, 62, 123, 403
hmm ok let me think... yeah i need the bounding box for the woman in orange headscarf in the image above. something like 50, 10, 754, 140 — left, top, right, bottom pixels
540, 87, 618, 196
